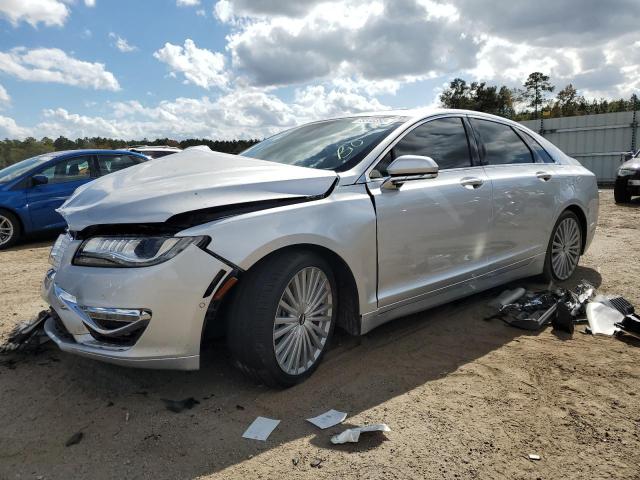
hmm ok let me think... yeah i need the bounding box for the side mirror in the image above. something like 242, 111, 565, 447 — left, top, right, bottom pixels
31, 174, 49, 187
383, 155, 438, 189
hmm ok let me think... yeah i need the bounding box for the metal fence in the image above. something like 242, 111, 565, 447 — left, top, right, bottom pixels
519, 110, 639, 183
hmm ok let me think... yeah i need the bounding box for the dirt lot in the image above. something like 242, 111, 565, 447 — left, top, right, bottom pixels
0, 189, 639, 480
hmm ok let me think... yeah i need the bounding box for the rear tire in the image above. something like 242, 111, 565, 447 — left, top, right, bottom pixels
226, 250, 337, 388
0, 209, 20, 250
542, 210, 582, 283
614, 179, 632, 203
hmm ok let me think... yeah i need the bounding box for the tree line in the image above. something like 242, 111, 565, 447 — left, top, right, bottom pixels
0, 137, 258, 169
439, 72, 639, 121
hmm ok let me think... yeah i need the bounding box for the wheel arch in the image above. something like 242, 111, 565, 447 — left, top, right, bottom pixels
562, 204, 588, 254
204, 243, 362, 341
0, 206, 25, 236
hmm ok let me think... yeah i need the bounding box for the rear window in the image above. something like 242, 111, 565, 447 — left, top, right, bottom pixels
470, 118, 534, 165
519, 131, 555, 163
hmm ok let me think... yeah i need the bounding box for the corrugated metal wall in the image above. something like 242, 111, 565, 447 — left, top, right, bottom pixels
519, 111, 639, 182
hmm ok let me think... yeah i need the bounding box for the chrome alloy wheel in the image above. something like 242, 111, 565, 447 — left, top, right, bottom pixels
273, 266, 333, 375
551, 217, 581, 280
0, 214, 13, 247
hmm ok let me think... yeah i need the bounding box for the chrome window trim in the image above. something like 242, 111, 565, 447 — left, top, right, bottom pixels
465, 114, 552, 166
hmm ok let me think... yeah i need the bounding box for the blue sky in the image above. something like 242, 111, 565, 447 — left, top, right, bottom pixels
0, 0, 638, 140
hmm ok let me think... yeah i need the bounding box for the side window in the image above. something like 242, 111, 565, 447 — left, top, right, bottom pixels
38, 156, 91, 184
97, 155, 141, 176
470, 119, 534, 165
373, 117, 472, 176
518, 130, 555, 163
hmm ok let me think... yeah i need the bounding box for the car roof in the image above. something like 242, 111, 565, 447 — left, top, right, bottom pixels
51, 149, 148, 157
345, 107, 523, 126
128, 146, 181, 151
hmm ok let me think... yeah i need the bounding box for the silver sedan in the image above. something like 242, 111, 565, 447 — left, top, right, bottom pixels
42, 109, 599, 387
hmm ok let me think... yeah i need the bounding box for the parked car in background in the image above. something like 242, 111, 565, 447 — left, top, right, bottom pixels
42, 109, 598, 387
0, 150, 147, 249
126, 145, 182, 159
614, 152, 640, 203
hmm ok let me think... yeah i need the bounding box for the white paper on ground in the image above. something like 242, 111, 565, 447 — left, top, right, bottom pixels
242, 417, 280, 441
586, 302, 623, 336
330, 423, 391, 444
306, 409, 348, 429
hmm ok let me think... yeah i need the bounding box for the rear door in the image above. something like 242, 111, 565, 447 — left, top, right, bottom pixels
368, 116, 493, 308
26, 155, 94, 231
467, 117, 557, 271
95, 153, 145, 176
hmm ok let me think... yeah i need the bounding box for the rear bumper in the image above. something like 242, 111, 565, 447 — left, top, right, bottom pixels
42, 241, 230, 370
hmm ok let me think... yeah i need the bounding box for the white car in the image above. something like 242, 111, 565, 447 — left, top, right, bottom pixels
126, 145, 182, 159
42, 109, 599, 387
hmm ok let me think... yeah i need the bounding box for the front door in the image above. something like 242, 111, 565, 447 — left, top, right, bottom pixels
368, 116, 493, 308
27, 155, 94, 231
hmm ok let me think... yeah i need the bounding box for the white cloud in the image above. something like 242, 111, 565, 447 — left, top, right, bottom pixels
154, 39, 228, 90
176, 0, 199, 5
24, 82, 388, 140
0, 47, 120, 91
0, 114, 30, 138
196, 9, 206, 16
84, 0, 95, 6
109, 32, 137, 53
223, 0, 477, 87
0, 0, 69, 27
0, 84, 9, 105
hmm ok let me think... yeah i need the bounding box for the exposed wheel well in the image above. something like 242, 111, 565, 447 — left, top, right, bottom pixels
203, 244, 361, 341
563, 205, 587, 254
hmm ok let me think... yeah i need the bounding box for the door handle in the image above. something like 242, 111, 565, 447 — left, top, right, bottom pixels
536, 171, 552, 181
459, 177, 484, 189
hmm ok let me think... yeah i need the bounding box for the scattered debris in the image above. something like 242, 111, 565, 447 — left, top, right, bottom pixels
330, 424, 391, 444
306, 409, 347, 429
236, 404, 245, 410
162, 397, 200, 413
292, 457, 300, 466
310, 458, 323, 468
65, 431, 84, 447
528, 454, 541, 461
586, 301, 623, 336
487, 281, 640, 344
242, 417, 280, 441
125, 411, 130, 423
0, 311, 51, 353
488, 288, 526, 308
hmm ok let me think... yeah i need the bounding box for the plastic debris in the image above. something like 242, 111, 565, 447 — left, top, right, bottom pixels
330, 424, 391, 444
242, 416, 280, 441
528, 454, 541, 461
488, 288, 526, 308
586, 302, 624, 336
1, 311, 51, 353
306, 409, 347, 429
161, 397, 200, 413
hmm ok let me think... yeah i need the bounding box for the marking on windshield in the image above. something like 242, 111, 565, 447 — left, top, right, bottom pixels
336, 138, 364, 160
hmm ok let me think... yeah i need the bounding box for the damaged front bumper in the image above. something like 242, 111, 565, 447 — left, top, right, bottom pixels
41, 238, 230, 370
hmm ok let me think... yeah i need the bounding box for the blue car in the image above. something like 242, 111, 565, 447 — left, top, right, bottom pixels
0, 149, 148, 249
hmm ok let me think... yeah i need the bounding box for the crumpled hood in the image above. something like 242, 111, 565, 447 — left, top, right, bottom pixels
620, 157, 640, 171
59, 149, 337, 231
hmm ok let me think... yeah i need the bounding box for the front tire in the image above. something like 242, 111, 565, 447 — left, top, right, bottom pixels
0, 210, 20, 250
543, 210, 582, 282
226, 250, 337, 387
614, 178, 632, 203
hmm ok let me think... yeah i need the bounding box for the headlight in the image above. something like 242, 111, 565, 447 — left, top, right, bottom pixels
618, 168, 637, 177
73, 236, 208, 267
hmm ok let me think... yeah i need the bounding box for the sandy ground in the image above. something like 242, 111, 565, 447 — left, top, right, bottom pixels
0, 189, 639, 480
